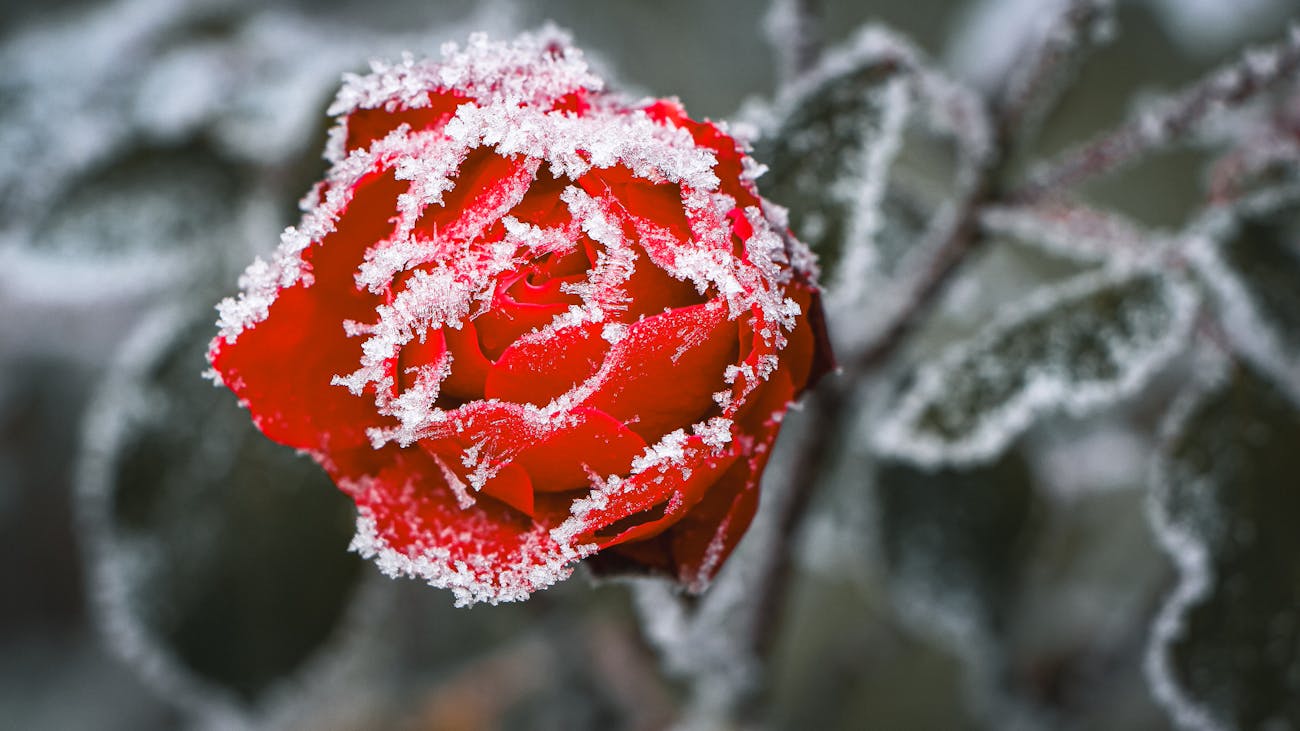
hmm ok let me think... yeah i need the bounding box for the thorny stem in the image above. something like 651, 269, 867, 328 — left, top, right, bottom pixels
1012, 24, 1300, 202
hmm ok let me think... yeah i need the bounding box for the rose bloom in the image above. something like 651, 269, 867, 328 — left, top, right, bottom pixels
208, 30, 832, 606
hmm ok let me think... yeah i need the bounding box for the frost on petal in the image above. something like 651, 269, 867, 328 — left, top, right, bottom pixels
1146, 360, 1300, 731
206, 29, 829, 605
873, 267, 1199, 467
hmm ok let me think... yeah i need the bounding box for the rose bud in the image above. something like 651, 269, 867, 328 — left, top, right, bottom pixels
207, 29, 832, 606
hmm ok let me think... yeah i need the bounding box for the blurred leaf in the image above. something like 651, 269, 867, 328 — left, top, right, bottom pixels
753, 43, 909, 275
753, 26, 991, 350
874, 267, 1198, 466
878, 450, 1036, 635
37, 143, 244, 260
78, 307, 363, 710
1147, 362, 1300, 731
874, 450, 1038, 718
1191, 208, 1300, 399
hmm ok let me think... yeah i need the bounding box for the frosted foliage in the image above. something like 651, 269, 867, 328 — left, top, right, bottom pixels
0, 147, 244, 305
875, 450, 1036, 715
874, 268, 1198, 466
0, 0, 516, 312
980, 202, 1160, 265
1188, 213, 1300, 401
211, 31, 814, 605
76, 308, 365, 720
1147, 362, 1300, 731
753, 25, 991, 353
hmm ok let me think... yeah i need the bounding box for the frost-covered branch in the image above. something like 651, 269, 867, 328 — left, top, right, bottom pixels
1015, 24, 1300, 201
995, 0, 1114, 146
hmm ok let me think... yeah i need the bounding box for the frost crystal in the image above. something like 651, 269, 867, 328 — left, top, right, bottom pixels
874, 267, 1199, 466
206, 29, 826, 606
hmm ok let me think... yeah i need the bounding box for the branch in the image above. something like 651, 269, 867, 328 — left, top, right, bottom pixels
1014, 25, 1300, 202
996, 0, 1115, 146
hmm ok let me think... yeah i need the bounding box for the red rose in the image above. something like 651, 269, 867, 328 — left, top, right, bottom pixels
207, 30, 832, 606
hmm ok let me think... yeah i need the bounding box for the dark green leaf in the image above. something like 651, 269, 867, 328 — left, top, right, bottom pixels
1193, 208, 1300, 399
79, 307, 363, 709
1148, 362, 1300, 730
875, 268, 1197, 466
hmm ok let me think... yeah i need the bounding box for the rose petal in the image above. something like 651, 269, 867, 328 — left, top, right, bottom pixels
505, 172, 573, 228
585, 299, 738, 442
332, 446, 580, 606
343, 91, 469, 154
414, 148, 537, 243
210, 170, 407, 452
513, 407, 647, 492
479, 462, 535, 516
577, 435, 740, 547
441, 320, 493, 401
643, 99, 759, 210
473, 299, 575, 361
485, 321, 609, 406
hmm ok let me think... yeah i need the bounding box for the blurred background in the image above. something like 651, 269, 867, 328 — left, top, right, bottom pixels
2, 0, 1298, 729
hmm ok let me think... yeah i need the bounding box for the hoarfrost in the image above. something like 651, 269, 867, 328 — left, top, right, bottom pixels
873, 267, 1199, 467
76, 306, 375, 726
753, 24, 991, 355
1186, 209, 1300, 402
980, 201, 1163, 265
348, 508, 591, 608
1146, 355, 1300, 731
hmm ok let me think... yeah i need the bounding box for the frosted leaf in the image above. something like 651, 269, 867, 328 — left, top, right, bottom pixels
980, 201, 1163, 265
1146, 361, 1300, 731
753, 27, 904, 277
874, 450, 1038, 720
76, 306, 367, 718
0, 0, 200, 219
0, 145, 246, 308
874, 267, 1199, 466
1188, 203, 1300, 402
752, 24, 991, 353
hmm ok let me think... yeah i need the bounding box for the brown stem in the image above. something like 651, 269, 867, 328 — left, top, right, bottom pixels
996, 0, 1114, 149
1013, 24, 1300, 202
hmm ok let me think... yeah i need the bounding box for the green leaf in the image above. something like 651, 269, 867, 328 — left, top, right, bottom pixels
78, 307, 364, 712
1191, 207, 1300, 399
753, 48, 909, 277
877, 450, 1037, 638
874, 450, 1039, 721
1148, 362, 1300, 731
752, 26, 990, 350
874, 268, 1198, 466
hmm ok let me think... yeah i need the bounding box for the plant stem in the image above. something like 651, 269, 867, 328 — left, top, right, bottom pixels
1013, 25, 1300, 202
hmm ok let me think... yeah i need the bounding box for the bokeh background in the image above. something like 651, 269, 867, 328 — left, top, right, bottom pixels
2, 0, 1298, 729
